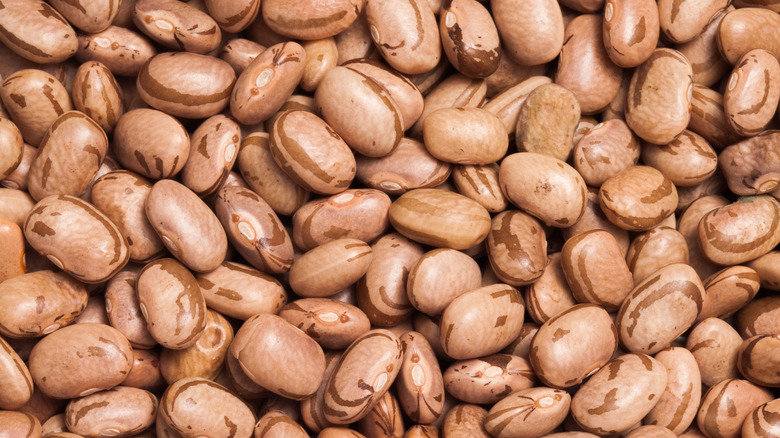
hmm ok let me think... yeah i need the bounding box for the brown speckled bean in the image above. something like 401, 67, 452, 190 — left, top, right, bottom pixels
133, 0, 221, 54
76, 26, 157, 77
0, 0, 77, 64
0, 335, 33, 410
486, 210, 547, 287
602, 0, 659, 68
439, 0, 501, 78
645, 347, 701, 434
65, 387, 157, 437
696, 379, 773, 438
599, 165, 678, 231
724, 49, 780, 137
485, 387, 571, 438
288, 238, 373, 298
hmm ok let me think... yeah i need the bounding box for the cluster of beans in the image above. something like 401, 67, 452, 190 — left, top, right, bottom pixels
1, 0, 780, 437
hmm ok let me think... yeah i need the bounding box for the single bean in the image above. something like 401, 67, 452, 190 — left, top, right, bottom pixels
288, 238, 373, 298
355, 138, 451, 196
485, 387, 571, 438
696, 379, 773, 438
602, 0, 659, 67
439, 0, 501, 78
1, 69, 73, 146
76, 26, 157, 77
262, 0, 362, 40
133, 0, 221, 54
443, 354, 535, 405
491, 0, 564, 66
397, 331, 445, 424
0, 0, 77, 64
65, 387, 157, 437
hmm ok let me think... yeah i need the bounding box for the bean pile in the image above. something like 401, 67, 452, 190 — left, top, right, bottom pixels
0, 0, 779, 437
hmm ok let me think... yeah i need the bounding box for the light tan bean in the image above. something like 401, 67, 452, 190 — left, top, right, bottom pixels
76, 26, 157, 77
485, 387, 571, 438
0, 118, 23, 181
65, 387, 157, 437
642, 130, 718, 188
602, 0, 660, 67
525, 253, 576, 324
220, 38, 265, 74
0, 411, 41, 438
205, 0, 260, 33
28, 323, 133, 399
300, 38, 338, 93
133, 0, 221, 54
737, 296, 780, 338
113, 109, 189, 180
0, 217, 24, 284
444, 354, 534, 405
747, 251, 780, 290
409, 73, 487, 138
717, 7, 780, 65
439, 0, 501, 78
626, 226, 689, 284
658, 0, 728, 43
676, 7, 732, 88
442, 404, 490, 438
279, 298, 369, 350
397, 332, 444, 424
196, 261, 286, 321
742, 399, 780, 438
0, 335, 33, 410
697, 379, 773, 438
698, 265, 760, 321
49, 0, 120, 33
423, 107, 507, 165
355, 138, 451, 196
646, 347, 702, 434
262, 0, 362, 40
491, 0, 564, 66
288, 238, 372, 298
515, 84, 581, 161
104, 269, 156, 349
407, 248, 481, 316
255, 411, 308, 438
599, 165, 678, 231
146, 179, 227, 272
724, 49, 780, 136
573, 119, 640, 187
688, 317, 742, 387
71, 61, 124, 136
737, 335, 780, 388
231, 313, 326, 400
0, 0, 77, 64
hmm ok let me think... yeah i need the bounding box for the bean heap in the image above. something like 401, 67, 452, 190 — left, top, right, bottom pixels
0, 0, 779, 437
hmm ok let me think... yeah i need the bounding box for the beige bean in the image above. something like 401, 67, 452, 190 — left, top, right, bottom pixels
0, 0, 77, 64
440, 284, 524, 360
747, 251, 780, 290
645, 347, 701, 434
481, 76, 551, 140
113, 109, 189, 180
71, 61, 124, 136
75, 294, 109, 326
49, 0, 120, 33
220, 38, 265, 74
104, 269, 156, 349
718, 7, 780, 65
451, 163, 507, 213
231, 42, 306, 125
355, 138, 451, 196
602, 0, 660, 67
571, 353, 668, 435
29, 323, 133, 399
396, 332, 444, 424
556, 14, 622, 114
65, 387, 157, 437
599, 165, 678, 231
146, 179, 227, 272
197, 261, 286, 321
423, 107, 508, 164
439, 0, 501, 78
133, 0, 221, 54
573, 119, 640, 187
269, 110, 355, 194
737, 335, 780, 388
492, 0, 564, 66
365, 0, 440, 75
626, 227, 689, 284
0, 335, 33, 410
262, 0, 362, 40
137, 258, 206, 350
357, 391, 404, 438
720, 131, 780, 196
1, 69, 73, 147
444, 354, 534, 405
137, 52, 235, 119
484, 54, 549, 98
617, 263, 704, 355
289, 239, 372, 298
698, 265, 760, 321
658, 0, 728, 43
737, 295, 780, 338
486, 210, 547, 287
292, 189, 391, 251
279, 298, 370, 350
404, 425, 437, 438
76, 26, 158, 77
231, 313, 326, 400
724, 49, 780, 136
214, 186, 293, 274
407, 248, 481, 316
0, 118, 23, 181
642, 131, 718, 188
27, 111, 108, 201
300, 38, 338, 93
358, 233, 423, 326
389, 188, 491, 250
678, 195, 728, 280
24, 195, 128, 283
160, 309, 233, 383
525, 253, 576, 324
301, 351, 342, 432
182, 117, 240, 195
409, 73, 486, 138
698, 195, 780, 265
323, 329, 403, 424
676, 7, 732, 88
742, 399, 780, 438
0, 216, 24, 284
237, 132, 310, 216
485, 387, 571, 438
529, 304, 617, 388
515, 84, 580, 161
626, 49, 693, 145
442, 404, 490, 438
697, 379, 773, 438
0, 411, 41, 438
160, 377, 255, 437
205, 0, 260, 33
335, 6, 377, 65
500, 152, 587, 228
687, 317, 742, 388
254, 411, 308, 438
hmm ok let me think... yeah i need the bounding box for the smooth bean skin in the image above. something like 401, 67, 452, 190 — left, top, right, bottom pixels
0, 336, 33, 410
397, 332, 445, 424
423, 107, 508, 165
355, 138, 451, 196
133, 0, 221, 54
197, 261, 286, 321
137, 52, 236, 120
748, 251, 780, 290
626, 226, 689, 284
573, 118, 640, 187
742, 399, 780, 438
525, 253, 577, 324
529, 304, 617, 388
515, 84, 581, 161
443, 354, 535, 405
0, 0, 77, 64
0, 118, 23, 181
602, 0, 660, 67
485, 387, 571, 438
254, 411, 308, 438
677, 8, 731, 88
440, 284, 525, 360
410, 73, 486, 138
389, 188, 491, 250
439, 0, 501, 78
698, 266, 760, 321
49, 0, 120, 33
113, 109, 190, 180
407, 248, 482, 316
288, 239, 373, 298
626, 49, 693, 145
737, 335, 780, 388
230, 314, 326, 400
452, 163, 507, 213
71, 61, 124, 136
214, 186, 294, 274
75, 26, 158, 77
689, 317, 742, 387
482, 76, 551, 140
220, 38, 265, 74
104, 270, 156, 349
24, 195, 129, 283
146, 179, 227, 273
697, 379, 773, 438
205, 0, 260, 33
500, 152, 587, 228
736, 296, 780, 338
724, 49, 780, 137
1, 69, 73, 147
487, 210, 547, 287
262, 0, 362, 40
0, 215, 23, 282
301, 351, 342, 432
491, 0, 564, 66
279, 298, 370, 350
65, 387, 157, 438
0, 270, 88, 339
357, 391, 404, 438
571, 354, 668, 435
442, 404, 491, 438
657, 0, 728, 44
698, 196, 780, 265
641, 130, 718, 188
717, 8, 780, 65
645, 347, 702, 434
28, 323, 133, 399
324, 329, 403, 425
160, 308, 233, 383
0, 411, 41, 438
160, 377, 255, 438
28, 111, 108, 201
137, 258, 207, 350
599, 165, 678, 231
